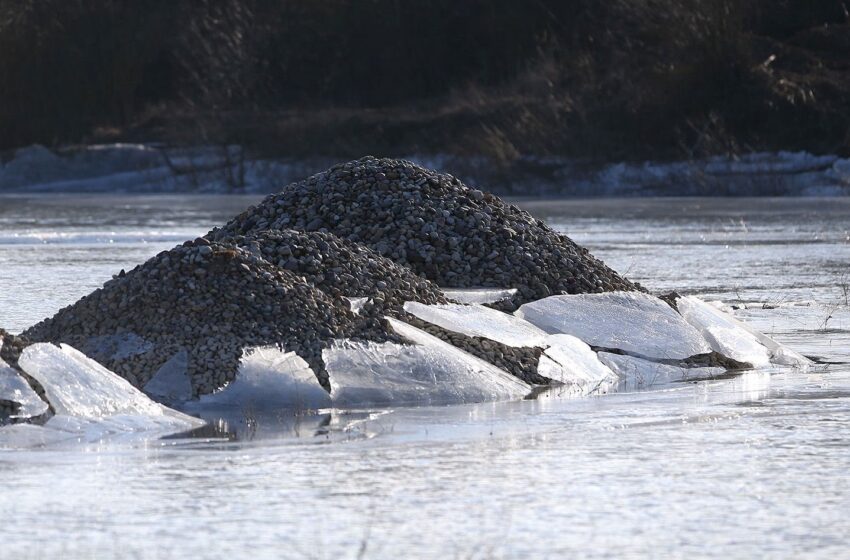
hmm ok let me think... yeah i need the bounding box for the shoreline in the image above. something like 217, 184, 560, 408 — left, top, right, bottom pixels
2, 144, 849, 197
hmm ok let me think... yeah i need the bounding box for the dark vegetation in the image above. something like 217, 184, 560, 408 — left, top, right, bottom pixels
1, 0, 849, 162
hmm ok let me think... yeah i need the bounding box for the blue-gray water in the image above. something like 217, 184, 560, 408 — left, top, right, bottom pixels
1, 195, 848, 559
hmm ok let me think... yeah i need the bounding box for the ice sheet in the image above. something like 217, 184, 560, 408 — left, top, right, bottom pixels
0, 412, 203, 449
325, 318, 530, 407
3, 343, 203, 448
195, 347, 330, 410
404, 302, 549, 348
679, 296, 811, 368
143, 350, 192, 403
0, 367, 49, 420
19, 343, 165, 418
676, 297, 773, 367
598, 352, 726, 391
0, 341, 49, 419
441, 288, 517, 305
516, 292, 711, 360
537, 334, 617, 392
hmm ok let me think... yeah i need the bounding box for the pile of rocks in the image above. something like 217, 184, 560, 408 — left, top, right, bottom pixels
20, 158, 648, 398
211, 156, 639, 305
24, 240, 358, 394
226, 229, 448, 317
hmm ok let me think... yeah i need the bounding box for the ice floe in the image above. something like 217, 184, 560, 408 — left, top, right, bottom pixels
537, 334, 617, 392
404, 301, 549, 348
0, 343, 204, 449
324, 318, 530, 407
0, 343, 49, 420
143, 350, 192, 403
598, 352, 725, 391
676, 296, 810, 368
516, 292, 711, 360
441, 288, 517, 305
194, 346, 330, 410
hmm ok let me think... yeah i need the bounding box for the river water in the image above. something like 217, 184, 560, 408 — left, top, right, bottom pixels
1, 195, 848, 559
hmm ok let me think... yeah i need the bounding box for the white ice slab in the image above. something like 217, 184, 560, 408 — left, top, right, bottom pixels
0, 366, 49, 419
19, 343, 164, 418
680, 296, 811, 368
2, 343, 203, 448
324, 318, 530, 407
196, 346, 330, 410
598, 352, 726, 391
537, 334, 617, 392
1, 341, 49, 420
516, 292, 711, 360
441, 288, 517, 305
676, 296, 773, 367
143, 350, 192, 403
404, 301, 549, 348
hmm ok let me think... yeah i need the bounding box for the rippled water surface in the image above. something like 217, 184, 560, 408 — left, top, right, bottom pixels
1, 195, 849, 559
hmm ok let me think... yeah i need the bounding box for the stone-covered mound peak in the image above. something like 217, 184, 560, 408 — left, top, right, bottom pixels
223, 229, 449, 316
23, 240, 357, 394
212, 156, 639, 303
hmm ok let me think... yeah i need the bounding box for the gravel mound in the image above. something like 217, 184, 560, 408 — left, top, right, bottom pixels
24, 240, 357, 394
227, 229, 448, 317
210, 156, 639, 304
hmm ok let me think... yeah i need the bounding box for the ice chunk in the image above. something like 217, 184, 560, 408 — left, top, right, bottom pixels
537, 334, 617, 392
346, 297, 371, 315
19, 343, 164, 418
682, 297, 811, 368
598, 352, 725, 391
325, 318, 530, 407
143, 350, 192, 403
0, 366, 49, 419
441, 288, 517, 305
196, 346, 330, 410
3, 343, 203, 447
404, 301, 549, 348
516, 292, 711, 360
676, 296, 773, 367
0, 341, 49, 419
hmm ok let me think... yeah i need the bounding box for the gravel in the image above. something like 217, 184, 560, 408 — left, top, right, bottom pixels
210, 156, 640, 305
16, 158, 647, 399
24, 240, 358, 394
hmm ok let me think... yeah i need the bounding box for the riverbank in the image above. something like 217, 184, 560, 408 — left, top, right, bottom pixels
2, 144, 849, 196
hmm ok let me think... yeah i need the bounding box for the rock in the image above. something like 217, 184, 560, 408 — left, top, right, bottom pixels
208, 156, 640, 307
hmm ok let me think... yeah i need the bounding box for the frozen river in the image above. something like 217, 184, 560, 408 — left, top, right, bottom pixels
1, 195, 849, 558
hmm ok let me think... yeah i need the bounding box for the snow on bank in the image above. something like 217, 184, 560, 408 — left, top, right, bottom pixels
1, 144, 848, 195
